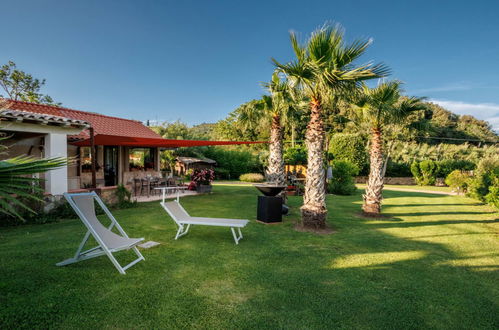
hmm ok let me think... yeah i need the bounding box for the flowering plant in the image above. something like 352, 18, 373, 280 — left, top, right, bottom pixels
187, 181, 197, 191
190, 169, 215, 186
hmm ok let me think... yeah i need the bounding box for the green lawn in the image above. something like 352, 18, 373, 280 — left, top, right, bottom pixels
1, 185, 498, 329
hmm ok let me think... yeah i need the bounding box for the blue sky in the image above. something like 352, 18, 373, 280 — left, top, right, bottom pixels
1, 0, 499, 131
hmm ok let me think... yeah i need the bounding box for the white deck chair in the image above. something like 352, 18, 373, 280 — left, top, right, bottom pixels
56, 192, 145, 274
160, 199, 249, 244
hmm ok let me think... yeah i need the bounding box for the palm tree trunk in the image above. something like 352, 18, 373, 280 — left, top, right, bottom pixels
363, 127, 384, 214
267, 115, 285, 186
301, 98, 327, 229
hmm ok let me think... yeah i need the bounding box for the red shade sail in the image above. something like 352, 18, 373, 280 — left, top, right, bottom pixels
70, 134, 267, 147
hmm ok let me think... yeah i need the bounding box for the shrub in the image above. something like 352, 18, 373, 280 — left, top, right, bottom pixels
445, 170, 471, 194
214, 168, 230, 180
327, 160, 359, 195
191, 169, 215, 185
411, 160, 437, 185
284, 146, 307, 165
485, 178, 499, 209
202, 147, 261, 179
115, 184, 136, 209
436, 159, 475, 178
467, 158, 499, 207
385, 161, 412, 177
329, 133, 368, 174
239, 173, 265, 182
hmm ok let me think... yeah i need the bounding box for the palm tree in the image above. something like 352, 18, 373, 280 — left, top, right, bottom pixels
352, 81, 426, 215
1, 108, 67, 219
238, 73, 298, 186
273, 24, 388, 229
261, 72, 298, 185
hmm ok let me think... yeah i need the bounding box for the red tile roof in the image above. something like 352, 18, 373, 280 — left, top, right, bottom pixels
2, 99, 161, 140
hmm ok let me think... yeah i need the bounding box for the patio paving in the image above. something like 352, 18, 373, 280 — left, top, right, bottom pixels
132, 189, 200, 202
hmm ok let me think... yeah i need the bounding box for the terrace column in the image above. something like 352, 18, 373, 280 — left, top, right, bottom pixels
45, 133, 68, 195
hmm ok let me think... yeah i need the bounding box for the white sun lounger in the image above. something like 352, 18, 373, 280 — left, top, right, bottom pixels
56, 192, 145, 274
160, 198, 249, 244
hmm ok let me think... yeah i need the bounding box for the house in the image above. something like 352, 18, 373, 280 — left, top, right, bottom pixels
0, 99, 263, 196
175, 156, 217, 175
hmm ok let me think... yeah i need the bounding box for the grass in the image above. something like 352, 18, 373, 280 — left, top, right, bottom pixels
0, 185, 498, 329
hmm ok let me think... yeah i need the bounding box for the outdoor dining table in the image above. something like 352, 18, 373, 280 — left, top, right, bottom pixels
137, 177, 162, 197
154, 186, 188, 202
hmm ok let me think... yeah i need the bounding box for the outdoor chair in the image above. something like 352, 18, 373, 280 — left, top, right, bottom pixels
57, 192, 145, 274
139, 178, 151, 196
160, 199, 249, 244
133, 178, 148, 196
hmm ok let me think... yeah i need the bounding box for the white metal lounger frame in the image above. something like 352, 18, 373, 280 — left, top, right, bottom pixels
160, 191, 248, 244
57, 192, 145, 274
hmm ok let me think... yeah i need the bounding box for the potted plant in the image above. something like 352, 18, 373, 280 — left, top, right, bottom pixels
286, 184, 297, 196
191, 169, 215, 193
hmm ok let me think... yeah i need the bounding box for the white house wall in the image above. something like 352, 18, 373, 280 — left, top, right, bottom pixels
44, 133, 68, 195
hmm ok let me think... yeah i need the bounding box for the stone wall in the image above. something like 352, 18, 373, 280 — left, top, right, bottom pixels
44, 185, 133, 212
355, 176, 416, 185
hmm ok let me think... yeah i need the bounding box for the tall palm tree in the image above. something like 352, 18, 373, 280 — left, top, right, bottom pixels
273, 24, 388, 229
261, 72, 297, 185
238, 73, 298, 186
352, 81, 426, 215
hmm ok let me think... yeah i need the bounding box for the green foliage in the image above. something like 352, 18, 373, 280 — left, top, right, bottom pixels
329, 133, 367, 172
284, 145, 307, 165
424, 102, 498, 143
202, 147, 261, 179
436, 159, 475, 178
390, 141, 498, 164
351, 81, 426, 130
273, 23, 387, 101
151, 120, 191, 139
0, 192, 79, 226
115, 184, 136, 209
0, 61, 59, 105
467, 157, 499, 208
212, 100, 269, 144
189, 123, 216, 140
0, 156, 67, 219
151, 121, 215, 141
327, 160, 359, 195
159, 150, 176, 172
445, 170, 471, 193
385, 160, 412, 177
410, 159, 477, 185
239, 173, 265, 182
485, 179, 499, 209
411, 160, 437, 185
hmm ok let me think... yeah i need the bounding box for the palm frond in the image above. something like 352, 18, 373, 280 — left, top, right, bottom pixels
0, 156, 67, 219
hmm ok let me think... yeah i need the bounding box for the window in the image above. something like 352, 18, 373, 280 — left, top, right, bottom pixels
129, 148, 155, 171
81, 147, 92, 172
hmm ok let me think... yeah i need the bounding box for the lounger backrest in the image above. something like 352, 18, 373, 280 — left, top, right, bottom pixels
161, 201, 190, 225
68, 194, 126, 247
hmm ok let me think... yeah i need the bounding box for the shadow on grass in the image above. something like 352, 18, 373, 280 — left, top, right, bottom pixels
367, 218, 498, 229
232, 189, 499, 329
389, 211, 498, 217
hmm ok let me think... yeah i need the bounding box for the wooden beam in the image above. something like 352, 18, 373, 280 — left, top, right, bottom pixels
89, 127, 97, 188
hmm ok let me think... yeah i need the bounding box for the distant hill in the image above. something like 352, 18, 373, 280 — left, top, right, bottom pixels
422, 102, 498, 144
